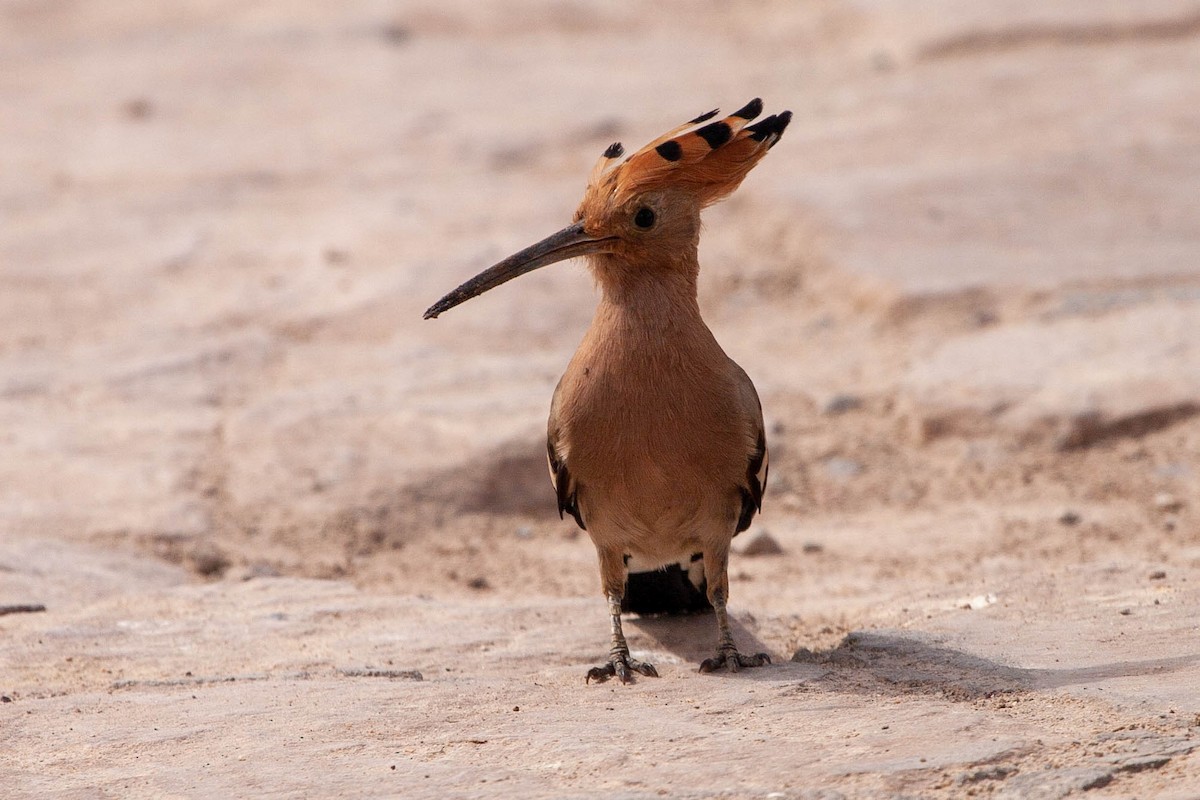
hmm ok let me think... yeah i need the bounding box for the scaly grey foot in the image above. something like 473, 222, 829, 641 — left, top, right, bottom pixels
698, 648, 770, 674
586, 655, 659, 684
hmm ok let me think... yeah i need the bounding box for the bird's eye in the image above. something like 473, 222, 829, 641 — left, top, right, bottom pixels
633, 207, 656, 229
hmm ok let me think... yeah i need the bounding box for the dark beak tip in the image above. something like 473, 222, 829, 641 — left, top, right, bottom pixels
422, 220, 600, 321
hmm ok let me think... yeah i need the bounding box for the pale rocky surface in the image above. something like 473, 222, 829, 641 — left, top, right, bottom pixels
2, 1, 1200, 797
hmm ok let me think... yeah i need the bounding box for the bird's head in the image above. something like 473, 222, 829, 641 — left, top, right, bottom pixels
424, 99, 790, 319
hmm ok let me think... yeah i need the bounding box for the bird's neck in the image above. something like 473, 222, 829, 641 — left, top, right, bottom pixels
588, 252, 703, 333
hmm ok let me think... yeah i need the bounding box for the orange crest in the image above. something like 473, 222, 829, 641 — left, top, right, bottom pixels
586, 99, 791, 209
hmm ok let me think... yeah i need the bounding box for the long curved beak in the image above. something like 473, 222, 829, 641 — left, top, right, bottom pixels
423, 221, 613, 319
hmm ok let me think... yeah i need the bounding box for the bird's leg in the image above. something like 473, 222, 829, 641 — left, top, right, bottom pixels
586, 549, 658, 684
698, 546, 770, 674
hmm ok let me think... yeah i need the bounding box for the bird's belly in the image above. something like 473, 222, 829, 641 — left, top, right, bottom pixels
565, 413, 744, 563
582, 479, 711, 562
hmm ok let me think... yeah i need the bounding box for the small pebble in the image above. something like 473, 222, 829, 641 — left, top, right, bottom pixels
962, 594, 997, 611
379, 23, 411, 45
1058, 509, 1081, 526
466, 576, 490, 590
189, 543, 230, 577
741, 530, 784, 556
823, 456, 863, 480
791, 647, 819, 664
1119, 608, 1133, 616
1150, 570, 1167, 581
822, 393, 863, 415
802, 541, 824, 554
323, 248, 349, 265
123, 97, 154, 120
1154, 493, 1183, 513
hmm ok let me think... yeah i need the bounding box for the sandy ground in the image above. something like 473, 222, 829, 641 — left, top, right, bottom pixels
3, 1, 1200, 797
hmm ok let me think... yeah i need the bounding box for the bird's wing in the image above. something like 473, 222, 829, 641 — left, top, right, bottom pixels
733, 365, 768, 534
547, 387, 586, 531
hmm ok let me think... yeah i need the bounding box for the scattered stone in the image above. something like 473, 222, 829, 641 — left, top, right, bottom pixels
1057, 403, 1200, 451
822, 456, 863, 480
0, 604, 46, 616
1150, 570, 1167, 580
997, 767, 1112, 798
189, 542, 231, 577
1078, 771, 1114, 791
956, 764, 1015, 785
0, 695, 12, 703
802, 541, 824, 554
123, 97, 154, 120
1154, 492, 1183, 513
791, 647, 820, 664
822, 394, 863, 415
828, 649, 869, 667
972, 309, 998, 327
1119, 608, 1133, 616
466, 576, 490, 590
112, 673, 267, 690
379, 23, 411, 45
1057, 509, 1081, 526
252, 561, 281, 579
323, 248, 349, 265
1163, 516, 1178, 532
1114, 755, 1171, 774
741, 530, 784, 556
961, 594, 997, 610
339, 668, 423, 681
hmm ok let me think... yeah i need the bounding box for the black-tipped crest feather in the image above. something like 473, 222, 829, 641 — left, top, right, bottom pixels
731, 98, 763, 120
655, 140, 683, 161
746, 111, 792, 145
695, 121, 733, 149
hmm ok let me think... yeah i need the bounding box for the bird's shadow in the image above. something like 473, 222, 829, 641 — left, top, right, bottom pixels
630, 621, 1200, 699
769, 630, 1200, 701
630, 611, 771, 667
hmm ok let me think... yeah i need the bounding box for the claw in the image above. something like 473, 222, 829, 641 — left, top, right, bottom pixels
586, 655, 659, 684
698, 649, 771, 674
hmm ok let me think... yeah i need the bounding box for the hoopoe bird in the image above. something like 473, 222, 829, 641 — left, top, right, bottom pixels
425, 99, 790, 683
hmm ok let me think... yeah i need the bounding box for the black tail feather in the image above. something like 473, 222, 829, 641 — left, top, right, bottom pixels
622, 560, 711, 615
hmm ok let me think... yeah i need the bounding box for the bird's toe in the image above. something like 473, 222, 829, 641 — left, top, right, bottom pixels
586, 664, 616, 684
741, 652, 771, 668
585, 655, 658, 685
633, 661, 659, 678
698, 649, 771, 674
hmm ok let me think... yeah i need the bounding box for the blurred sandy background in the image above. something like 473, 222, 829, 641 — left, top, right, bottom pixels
3, 1, 1200, 797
